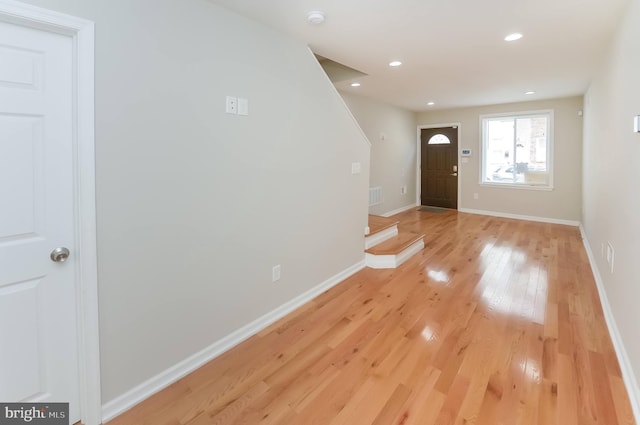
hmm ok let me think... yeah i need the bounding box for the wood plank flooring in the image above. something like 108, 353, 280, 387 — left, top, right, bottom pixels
107, 209, 635, 425
368, 215, 399, 235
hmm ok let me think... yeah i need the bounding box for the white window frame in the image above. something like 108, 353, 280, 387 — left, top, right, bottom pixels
479, 109, 554, 191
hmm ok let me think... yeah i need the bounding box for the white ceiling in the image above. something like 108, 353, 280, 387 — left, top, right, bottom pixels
209, 0, 628, 111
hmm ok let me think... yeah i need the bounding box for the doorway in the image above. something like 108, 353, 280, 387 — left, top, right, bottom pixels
419, 126, 459, 209
0, 2, 99, 424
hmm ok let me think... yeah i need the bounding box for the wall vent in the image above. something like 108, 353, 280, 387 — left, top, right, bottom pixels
369, 187, 383, 206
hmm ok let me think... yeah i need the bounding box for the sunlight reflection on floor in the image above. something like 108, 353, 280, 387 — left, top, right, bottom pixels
478, 243, 548, 324
427, 268, 449, 284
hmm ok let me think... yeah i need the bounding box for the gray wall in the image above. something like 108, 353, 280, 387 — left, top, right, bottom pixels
583, 0, 640, 398
416, 97, 583, 221
19, 0, 370, 403
341, 92, 417, 215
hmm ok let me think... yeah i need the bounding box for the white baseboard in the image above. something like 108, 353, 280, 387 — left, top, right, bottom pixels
101, 259, 366, 423
579, 224, 640, 422
381, 204, 417, 217
458, 207, 580, 227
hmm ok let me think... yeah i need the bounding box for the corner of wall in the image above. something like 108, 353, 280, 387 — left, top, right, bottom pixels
579, 225, 640, 422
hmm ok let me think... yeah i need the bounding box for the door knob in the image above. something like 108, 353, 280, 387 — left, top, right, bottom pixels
450, 173, 458, 176
50, 247, 70, 263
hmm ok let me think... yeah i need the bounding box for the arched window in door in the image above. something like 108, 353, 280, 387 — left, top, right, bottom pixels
428, 134, 451, 144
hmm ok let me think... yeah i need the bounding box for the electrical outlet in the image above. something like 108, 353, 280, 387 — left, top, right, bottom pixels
473, 193, 479, 200
401, 186, 407, 194
225, 96, 237, 114
272, 265, 281, 282
606, 242, 614, 274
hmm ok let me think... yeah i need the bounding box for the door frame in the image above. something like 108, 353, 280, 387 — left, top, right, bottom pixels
416, 123, 462, 209
0, 1, 100, 424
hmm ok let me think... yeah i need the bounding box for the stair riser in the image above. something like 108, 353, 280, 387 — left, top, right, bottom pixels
364, 225, 398, 249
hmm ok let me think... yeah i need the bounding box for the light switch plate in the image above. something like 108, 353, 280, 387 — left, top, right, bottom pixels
634, 115, 640, 133
351, 162, 361, 174
238, 98, 249, 116
606, 242, 615, 273
272, 265, 281, 282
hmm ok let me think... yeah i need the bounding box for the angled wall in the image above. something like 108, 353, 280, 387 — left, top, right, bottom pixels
20, 0, 370, 406
341, 92, 417, 216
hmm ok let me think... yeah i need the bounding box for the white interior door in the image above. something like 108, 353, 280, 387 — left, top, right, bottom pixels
0, 19, 80, 421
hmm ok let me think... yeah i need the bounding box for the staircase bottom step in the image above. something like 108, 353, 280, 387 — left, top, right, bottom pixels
365, 233, 424, 269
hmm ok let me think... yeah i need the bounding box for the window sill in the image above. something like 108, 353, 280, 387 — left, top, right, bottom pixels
480, 182, 554, 191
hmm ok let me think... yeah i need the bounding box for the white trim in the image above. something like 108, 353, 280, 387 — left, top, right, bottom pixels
74, 20, 100, 425
0, 2, 100, 425
380, 204, 417, 218
579, 225, 640, 422
365, 239, 424, 269
101, 259, 366, 422
365, 226, 398, 249
365, 253, 398, 269
479, 109, 555, 190
416, 123, 462, 210
481, 182, 554, 191
0, 0, 85, 27
458, 208, 579, 227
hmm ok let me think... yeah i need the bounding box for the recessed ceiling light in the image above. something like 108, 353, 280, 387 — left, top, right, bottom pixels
306, 11, 325, 25
427, 101, 435, 106
389, 60, 402, 67
525, 91, 535, 95
351, 82, 361, 87
504, 33, 523, 41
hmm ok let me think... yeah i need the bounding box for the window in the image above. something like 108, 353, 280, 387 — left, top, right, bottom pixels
480, 110, 553, 189
428, 134, 451, 145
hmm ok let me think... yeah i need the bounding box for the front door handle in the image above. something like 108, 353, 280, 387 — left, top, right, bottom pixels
450, 173, 458, 177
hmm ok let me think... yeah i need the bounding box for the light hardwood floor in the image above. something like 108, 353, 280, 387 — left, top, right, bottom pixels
107, 209, 635, 425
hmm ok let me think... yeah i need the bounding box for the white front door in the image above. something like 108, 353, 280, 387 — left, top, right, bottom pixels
0, 19, 80, 421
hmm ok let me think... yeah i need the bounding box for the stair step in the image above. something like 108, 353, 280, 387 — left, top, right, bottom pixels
367, 215, 399, 236
365, 223, 398, 250
365, 231, 425, 269
365, 216, 424, 269
365, 232, 424, 255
